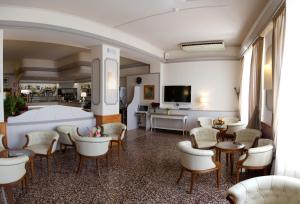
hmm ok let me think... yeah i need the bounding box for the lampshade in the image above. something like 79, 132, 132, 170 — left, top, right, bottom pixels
81, 92, 87, 98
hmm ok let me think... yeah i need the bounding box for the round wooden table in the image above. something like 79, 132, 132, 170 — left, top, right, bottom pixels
0, 149, 35, 177
215, 141, 245, 175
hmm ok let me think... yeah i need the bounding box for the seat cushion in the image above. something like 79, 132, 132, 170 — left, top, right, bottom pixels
195, 141, 217, 149
26, 144, 50, 155
109, 134, 120, 141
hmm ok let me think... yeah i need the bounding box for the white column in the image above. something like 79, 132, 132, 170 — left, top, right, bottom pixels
0, 30, 3, 122
91, 44, 120, 124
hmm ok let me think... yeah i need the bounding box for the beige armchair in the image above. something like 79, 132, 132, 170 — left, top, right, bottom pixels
0, 134, 7, 152
101, 123, 127, 156
197, 117, 213, 128
226, 123, 246, 135
227, 176, 300, 204
24, 131, 59, 175
75, 136, 111, 177
0, 155, 29, 204
223, 117, 239, 126
190, 127, 219, 149
56, 125, 81, 152
236, 142, 273, 182
176, 141, 221, 193
234, 129, 262, 150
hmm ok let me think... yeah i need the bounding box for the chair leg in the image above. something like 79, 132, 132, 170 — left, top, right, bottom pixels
121, 140, 126, 151
76, 155, 84, 175
236, 167, 241, 183
177, 167, 184, 184
189, 172, 196, 194
46, 156, 51, 175
216, 169, 220, 189
96, 158, 100, 177
5, 186, 14, 204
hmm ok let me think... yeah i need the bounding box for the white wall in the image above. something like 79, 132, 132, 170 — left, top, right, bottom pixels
126, 73, 160, 105
161, 60, 241, 111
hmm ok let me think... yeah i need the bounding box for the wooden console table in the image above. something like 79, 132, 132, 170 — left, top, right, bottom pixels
150, 113, 188, 135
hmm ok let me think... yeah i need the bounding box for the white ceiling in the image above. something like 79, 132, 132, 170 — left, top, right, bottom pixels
0, 0, 269, 50
4, 40, 88, 61
4, 40, 146, 67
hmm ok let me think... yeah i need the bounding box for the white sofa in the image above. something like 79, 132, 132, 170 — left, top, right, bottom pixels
227, 176, 300, 204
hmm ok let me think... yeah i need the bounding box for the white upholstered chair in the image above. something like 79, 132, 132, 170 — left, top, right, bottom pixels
75, 136, 111, 177
56, 125, 81, 151
23, 131, 59, 175
0, 134, 7, 152
190, 127, 219, 149
0, 155, 29, 204
223, 117, 239, 126
101, 123, 127, 155
197, 117, 213, 128
236, 143, 274, 182
234, 129, 262, 150
176, 141, 221, 193
227, 176, 300, 204
226, 123, 246, 135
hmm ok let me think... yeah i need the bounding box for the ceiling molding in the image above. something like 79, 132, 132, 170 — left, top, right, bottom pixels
0, 6, 165, 60
120, 62, 148, 69
240, 0, 284, 56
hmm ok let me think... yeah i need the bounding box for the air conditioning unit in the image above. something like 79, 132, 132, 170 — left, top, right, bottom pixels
180, 40, 225, 52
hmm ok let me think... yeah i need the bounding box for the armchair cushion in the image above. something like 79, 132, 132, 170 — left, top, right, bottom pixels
26, 144, 49, 155
227, 176, 300, 204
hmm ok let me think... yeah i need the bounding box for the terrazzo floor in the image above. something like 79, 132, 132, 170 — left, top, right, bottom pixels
2, 129, 262, 203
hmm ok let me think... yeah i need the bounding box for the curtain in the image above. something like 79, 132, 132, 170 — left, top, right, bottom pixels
247, 37, 264, 129
239, 48, 252, 124
274, 1, 300, 178
272, 4, 286, 145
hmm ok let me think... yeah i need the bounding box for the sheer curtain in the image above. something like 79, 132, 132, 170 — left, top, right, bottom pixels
275, 1, 300, 178
272, 4, 286, 145
247, 38, 264, 129
239, 48, 252, 124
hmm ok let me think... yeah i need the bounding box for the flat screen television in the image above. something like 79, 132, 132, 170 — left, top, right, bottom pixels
164, 86, 191, 103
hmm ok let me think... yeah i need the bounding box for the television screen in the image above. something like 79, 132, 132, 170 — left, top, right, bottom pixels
164, 86, 191, 103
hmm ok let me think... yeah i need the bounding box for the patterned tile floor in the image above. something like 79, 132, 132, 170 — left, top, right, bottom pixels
2, 129, 262, 203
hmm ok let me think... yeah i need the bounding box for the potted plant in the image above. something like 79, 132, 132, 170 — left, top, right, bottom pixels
4, 95, 28, 120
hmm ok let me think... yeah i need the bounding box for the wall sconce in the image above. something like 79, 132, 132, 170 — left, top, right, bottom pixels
107, 71, 117, 90
264, 63, 272, 90
199, 95, 208, 109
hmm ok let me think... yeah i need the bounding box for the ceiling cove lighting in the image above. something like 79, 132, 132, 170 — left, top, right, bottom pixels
180, 40, 225, 52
